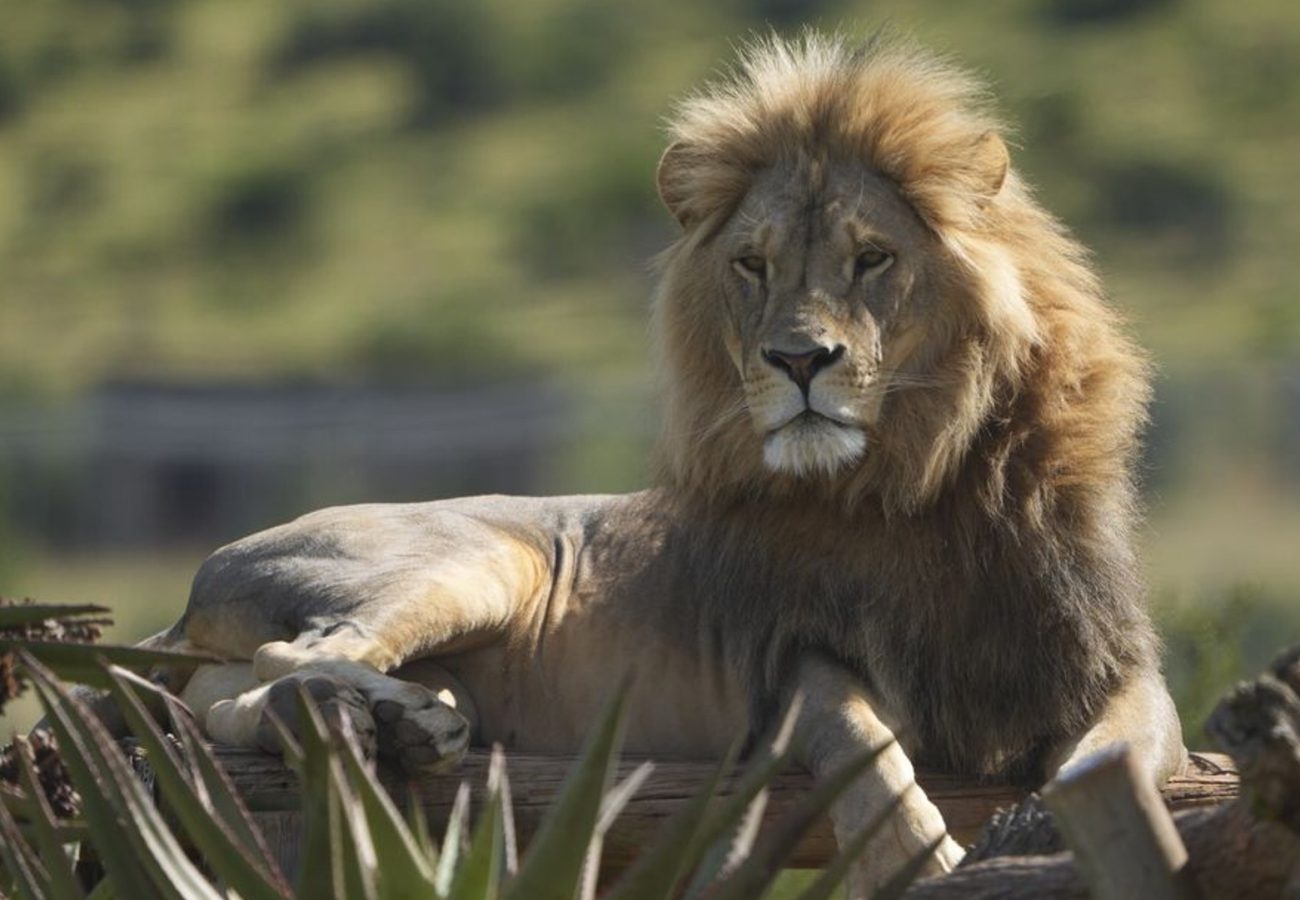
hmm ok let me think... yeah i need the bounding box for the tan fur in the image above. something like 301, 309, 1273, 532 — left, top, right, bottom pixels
654, 32, 1146, 520
126, 33, 1186, 897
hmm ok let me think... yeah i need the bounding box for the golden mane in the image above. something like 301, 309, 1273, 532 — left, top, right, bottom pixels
660, 32, 1006, 234
651, 33, 1150, 531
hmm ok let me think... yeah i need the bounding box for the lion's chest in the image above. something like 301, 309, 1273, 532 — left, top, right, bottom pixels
595, 499, 1135, 781
706, 546, 1121, 780
845, 555, 1131, 779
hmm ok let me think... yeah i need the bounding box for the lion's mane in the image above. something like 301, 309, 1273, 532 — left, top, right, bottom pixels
647, 34, 1158, 777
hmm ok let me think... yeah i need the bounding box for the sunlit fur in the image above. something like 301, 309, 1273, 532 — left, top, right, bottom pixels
763, 416, 867, 477
649, 33, 1160, 774
653, 32, 1148, 520
133, 33, 1176, 793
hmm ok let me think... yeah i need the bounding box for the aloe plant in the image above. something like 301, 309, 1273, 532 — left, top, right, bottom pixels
1, 600, 216, 704
1, 605, 934, 899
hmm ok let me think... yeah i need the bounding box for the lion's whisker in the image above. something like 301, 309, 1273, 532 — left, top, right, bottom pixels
687, 397, 750, 445
872, 370, 951, 394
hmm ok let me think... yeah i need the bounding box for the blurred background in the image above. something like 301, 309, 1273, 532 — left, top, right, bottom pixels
0, 0, 1297, 741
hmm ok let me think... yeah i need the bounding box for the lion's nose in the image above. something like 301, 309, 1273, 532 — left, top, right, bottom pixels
761, 344, 845, 394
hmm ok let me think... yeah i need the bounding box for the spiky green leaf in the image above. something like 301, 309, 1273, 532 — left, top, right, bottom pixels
284, 685, 348, 900
578, 762, 655, 900
705, 739, 897, 900
436, 783, 471, 897
2, 643, 218, 688
502, 678, 631, 900
0, 793, 54, 900
23, 655, 175, 900
406, 792, 440, 871
165, 694, 285, 871
681, 700, 802, 899
332, 752, 379, 900
869, 835, 946, 900
1, 782, 36, 820
447, 748, 508, 900
605, 741, 742, 900
21, 653, 223, 900
0, 604, 109, 628
85, 877, 116, 899
103, 665, 289, 900
791, 794, 906, 900
336, 726, 438, 898
13, 740, 84, 900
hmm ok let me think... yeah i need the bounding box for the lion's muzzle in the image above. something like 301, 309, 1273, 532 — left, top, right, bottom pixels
761, 343, 846, 396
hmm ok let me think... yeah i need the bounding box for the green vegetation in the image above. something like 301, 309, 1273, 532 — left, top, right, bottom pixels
1158, 584, 1300, 745
1, 0, 1299, 395
0, 0, 1298, 765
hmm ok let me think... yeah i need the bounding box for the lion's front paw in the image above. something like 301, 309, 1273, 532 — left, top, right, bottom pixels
366, 680, 470, 773
255, 672, 378, 758
933, 834, 965, 872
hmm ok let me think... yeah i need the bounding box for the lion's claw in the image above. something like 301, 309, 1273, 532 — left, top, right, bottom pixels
251, 670, 468, 773
368, 684, 470, 773
255, 672, 378, 758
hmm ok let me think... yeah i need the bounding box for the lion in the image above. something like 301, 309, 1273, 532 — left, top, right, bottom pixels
119, 33, 1184, 895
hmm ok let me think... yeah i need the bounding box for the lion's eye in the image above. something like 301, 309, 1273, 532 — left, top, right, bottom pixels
733, 256, 767, 279
854, 247, 892, 278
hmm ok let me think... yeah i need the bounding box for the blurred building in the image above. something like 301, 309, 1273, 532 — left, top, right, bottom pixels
0, 381, 571, 549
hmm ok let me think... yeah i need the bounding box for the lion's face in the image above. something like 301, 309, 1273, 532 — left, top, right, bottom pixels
651, 35, 1055, 509
714, 161, 944, 477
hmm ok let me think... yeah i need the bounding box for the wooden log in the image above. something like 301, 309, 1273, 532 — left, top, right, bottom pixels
1042, 744, 1195, 900
902, 802, 1300, 899
911, 645, 1300, 898
212, 748, 1237, 874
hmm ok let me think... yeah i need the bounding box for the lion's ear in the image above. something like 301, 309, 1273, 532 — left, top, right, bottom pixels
656, 141, 697, 228
970, 131, 1010, 202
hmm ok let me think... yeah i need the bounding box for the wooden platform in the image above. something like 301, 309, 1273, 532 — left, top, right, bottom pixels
213, 748, 1239, 874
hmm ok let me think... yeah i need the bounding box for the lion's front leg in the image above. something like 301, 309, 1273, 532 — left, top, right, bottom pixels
179, 643, 478, 773
173, 500, 553, 771
792, 657, 963, 899
1046, 666, 1186, 786
183, 639, 478, 772
180, 629, 486, 769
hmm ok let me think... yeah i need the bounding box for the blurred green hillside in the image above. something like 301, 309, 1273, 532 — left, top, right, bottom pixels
1, 0, 1299, 395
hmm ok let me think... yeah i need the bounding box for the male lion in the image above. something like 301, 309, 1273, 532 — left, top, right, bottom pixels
141, 34, 1183, 894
